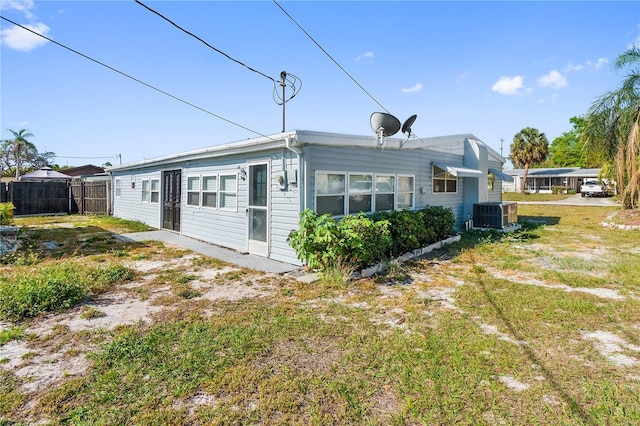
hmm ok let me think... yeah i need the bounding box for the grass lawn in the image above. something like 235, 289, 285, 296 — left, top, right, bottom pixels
502, 192, 575, 202
1, 208, 640, 425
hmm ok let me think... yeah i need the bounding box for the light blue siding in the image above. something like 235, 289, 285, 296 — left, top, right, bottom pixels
304, 144, 467, 228
112, 169, 163, 228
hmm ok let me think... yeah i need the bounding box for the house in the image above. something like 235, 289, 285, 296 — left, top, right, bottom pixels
107, 130, 512, 265
503, 168, 601, 193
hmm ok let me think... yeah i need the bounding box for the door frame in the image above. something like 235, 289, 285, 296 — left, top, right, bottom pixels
246, 160, 270, 256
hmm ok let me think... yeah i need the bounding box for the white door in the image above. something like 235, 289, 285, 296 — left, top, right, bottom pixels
247, 162, 269, 256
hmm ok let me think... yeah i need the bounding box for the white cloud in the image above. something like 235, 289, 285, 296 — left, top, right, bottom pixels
537, 70, 567, 90
491, 76, 528, 95
401, 83, 423, 93
587, 58, 609, 70
355, 51, 374, 61
1, 22, 50, 51
563, 63, 584, 72
0, 0, 36, 19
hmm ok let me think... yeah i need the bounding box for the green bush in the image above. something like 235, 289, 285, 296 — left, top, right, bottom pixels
287, 210, 392, 270
0, 203, 15, 226
288, 206, 455, 271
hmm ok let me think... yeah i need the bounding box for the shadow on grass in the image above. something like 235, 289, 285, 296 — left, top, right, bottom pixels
477, 276, 594, 425
518, 216, 561, 226
4, 225, 149, 263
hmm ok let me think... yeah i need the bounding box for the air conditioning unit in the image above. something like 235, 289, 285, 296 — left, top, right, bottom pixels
472, 202, 518, 229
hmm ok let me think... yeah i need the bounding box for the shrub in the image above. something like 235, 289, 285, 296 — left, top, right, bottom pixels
0, 203, 15, 226
288, 206, 455, 271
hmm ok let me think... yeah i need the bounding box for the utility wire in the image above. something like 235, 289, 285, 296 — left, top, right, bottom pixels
0, 15, 277, 141
272, 0, 390, 114
135, 0, 277, 83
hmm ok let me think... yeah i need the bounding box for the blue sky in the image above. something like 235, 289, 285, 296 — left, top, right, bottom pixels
2, 1, 639, 167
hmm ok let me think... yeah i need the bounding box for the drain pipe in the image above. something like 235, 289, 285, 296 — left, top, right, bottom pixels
284, 135, 304, 211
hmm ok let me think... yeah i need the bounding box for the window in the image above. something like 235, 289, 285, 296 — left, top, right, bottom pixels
315, 171, 415, 216
316, 172, 345, 215
150, 179, 159, 203
397, 175, 414, 209
375, 175, 395, 211
348, 173, 372, 214
202, 175, 217, 208
488, 172, 495, 192
141, 180, 150, 202
219, 174, 237, 209
115, 178, 121, 197
187, 176, 200, 206
433, 164, 457, 193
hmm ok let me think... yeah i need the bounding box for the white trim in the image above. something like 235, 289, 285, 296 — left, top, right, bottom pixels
219, 173, 238, 212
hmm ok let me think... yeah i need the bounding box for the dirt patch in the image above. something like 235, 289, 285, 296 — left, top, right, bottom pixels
0, 251, 279, 395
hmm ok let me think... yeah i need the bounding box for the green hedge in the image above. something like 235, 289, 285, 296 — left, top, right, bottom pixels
287, 206, 456, 271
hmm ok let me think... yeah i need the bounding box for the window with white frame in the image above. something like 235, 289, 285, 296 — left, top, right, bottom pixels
315, 171, 414, 216
150, 179, 159, 203
115, 178, 121, 197
202, 175, 217, 208
375, 175, 395, 211
187, 176, 200, 206
141, 180, 150, 202
397, 175, 414, 209
348, 173, 373, 214
432, 164, 457, 193
316, 172, 346, 215
219, 174, 237, 209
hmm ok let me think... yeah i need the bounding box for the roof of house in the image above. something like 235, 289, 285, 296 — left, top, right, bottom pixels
107, 130, 506, 172
505, 168, 601, 178
62, 164, 106, 176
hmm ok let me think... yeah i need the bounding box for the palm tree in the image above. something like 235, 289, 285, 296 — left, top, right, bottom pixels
4, 129, 35, 181
583, 47, 640, 209
510, 127, 549, 192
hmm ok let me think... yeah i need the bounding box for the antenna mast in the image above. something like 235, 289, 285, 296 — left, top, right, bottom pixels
281, 71, 287, 132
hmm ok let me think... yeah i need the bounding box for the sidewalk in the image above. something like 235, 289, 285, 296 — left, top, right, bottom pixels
116, 230, 299, 275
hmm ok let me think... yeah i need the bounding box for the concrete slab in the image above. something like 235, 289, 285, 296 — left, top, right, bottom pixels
116, 230, 299, 274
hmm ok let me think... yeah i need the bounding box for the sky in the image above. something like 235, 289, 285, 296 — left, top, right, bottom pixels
1, 1, 639, 168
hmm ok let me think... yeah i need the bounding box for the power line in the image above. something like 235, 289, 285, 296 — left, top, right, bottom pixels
0, 15, 277, 142
272, 0, 390, 114
135, 0, 277, 83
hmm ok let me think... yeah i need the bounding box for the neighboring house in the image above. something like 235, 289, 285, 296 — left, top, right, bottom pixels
107, 130, 511, 265
62, 164, 106, 178
503, 168, 601, 193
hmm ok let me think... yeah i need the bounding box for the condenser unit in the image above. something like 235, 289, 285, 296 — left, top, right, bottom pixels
472, 202, 518, 229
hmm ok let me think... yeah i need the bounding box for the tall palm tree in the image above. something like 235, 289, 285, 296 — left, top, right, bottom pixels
510, 127, 549, 192
5, 129, 35, 181
583, 47, 640, 208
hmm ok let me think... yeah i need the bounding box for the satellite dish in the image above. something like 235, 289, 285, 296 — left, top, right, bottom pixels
370, 112, 401, 137
400, 114, 418, 147
370, 112, 401, 148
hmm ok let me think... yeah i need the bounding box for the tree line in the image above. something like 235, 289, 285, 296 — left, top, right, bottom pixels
509, 46, 639, 209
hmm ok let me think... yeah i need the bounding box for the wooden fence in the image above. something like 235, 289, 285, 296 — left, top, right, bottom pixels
1, 180, 110, 216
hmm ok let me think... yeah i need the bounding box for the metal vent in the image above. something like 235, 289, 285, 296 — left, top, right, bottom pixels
472, 202, 518, 229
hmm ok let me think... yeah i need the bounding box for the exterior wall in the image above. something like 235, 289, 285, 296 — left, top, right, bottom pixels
112, 169, 163, 228
303, 144, 468, 228
112, 149, 302, 265
487, 160, 504, 202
